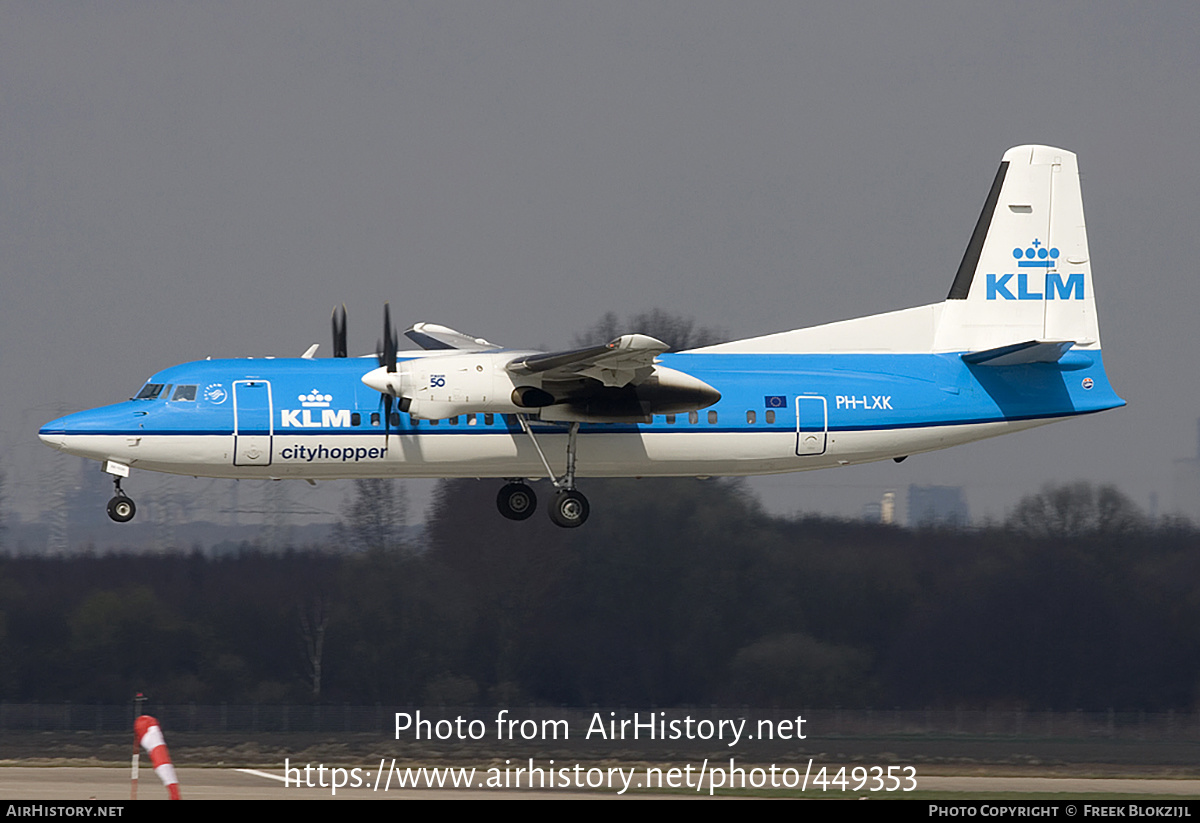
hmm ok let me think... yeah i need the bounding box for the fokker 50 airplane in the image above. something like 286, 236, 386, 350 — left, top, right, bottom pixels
40, 145, 1123, 528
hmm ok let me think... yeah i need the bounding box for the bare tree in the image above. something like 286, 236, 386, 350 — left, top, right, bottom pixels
336, 479, 409, 553
573, 309, 727, 352
1008, 481, 1143, 538
299, 595, 329, 700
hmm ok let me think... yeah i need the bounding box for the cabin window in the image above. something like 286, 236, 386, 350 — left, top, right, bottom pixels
766, 410, 775, 424
134, 383, 165, 400
449, 416, 459, 425
484, 413, 495, 426
708, 410, 718, 424
746, 410, 756, 424
370, 412, 381, 427
171, 385, 197, 402
430, 418, 439, 426
390, 412, 401, 427
467, 413, 477, 426
666, 414, 676, 424
504, 414, 518, 426
351, 412, 361, 426
688, 411, 699, 424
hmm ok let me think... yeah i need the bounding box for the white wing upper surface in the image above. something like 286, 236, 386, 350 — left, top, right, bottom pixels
506, 334, 669, 388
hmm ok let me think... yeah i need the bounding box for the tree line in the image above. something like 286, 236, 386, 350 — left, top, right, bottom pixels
0, 478, 1195, 711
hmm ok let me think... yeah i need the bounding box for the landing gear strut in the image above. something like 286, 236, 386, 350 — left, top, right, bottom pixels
495, 418, 590, 528
106, 476, 136, 523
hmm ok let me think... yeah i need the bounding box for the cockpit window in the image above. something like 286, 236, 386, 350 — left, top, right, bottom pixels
172, 385, 197, 402
134, 383, 165, 400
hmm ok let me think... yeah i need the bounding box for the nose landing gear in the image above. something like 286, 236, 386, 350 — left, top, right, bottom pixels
103, 462, 136, 523
106, 475, 137, 523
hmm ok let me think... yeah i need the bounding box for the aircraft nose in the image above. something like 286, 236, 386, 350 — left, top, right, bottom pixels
38, 418, 68, 450
38, 405, 139, 462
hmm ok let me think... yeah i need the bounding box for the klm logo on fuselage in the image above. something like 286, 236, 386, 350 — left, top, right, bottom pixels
985, 240, 1085, 301
281, 408, 351, 428
281, 389, 351, 428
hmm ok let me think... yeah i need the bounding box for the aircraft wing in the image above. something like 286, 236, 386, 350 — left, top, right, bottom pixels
405, 323, 501, 351
507, 334, 669, 388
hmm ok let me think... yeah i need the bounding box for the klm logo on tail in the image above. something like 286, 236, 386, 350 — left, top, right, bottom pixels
986, 240, 1084, 301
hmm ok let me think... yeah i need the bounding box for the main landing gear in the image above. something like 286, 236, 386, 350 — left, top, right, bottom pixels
495, 419, 590, 528
497, 482, 537, 520
106, 475, 137, 523
548, 488, 589, 529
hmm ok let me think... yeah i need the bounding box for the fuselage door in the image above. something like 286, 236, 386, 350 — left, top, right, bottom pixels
795, 395, 828, 456
233, 380, 273, 466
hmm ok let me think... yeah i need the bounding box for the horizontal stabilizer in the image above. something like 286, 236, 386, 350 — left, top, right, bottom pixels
961, 340, 1074, 366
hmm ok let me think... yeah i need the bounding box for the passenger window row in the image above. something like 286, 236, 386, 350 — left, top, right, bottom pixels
658, 409, 776, 425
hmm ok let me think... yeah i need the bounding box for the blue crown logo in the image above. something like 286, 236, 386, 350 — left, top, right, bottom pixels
1012, 238, 1059, 268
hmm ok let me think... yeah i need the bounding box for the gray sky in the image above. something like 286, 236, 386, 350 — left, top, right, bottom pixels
3, 1, 1197, 527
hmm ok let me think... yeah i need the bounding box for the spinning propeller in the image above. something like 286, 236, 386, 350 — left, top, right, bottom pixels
375, 303, 400, 443
330, 303, 402, 443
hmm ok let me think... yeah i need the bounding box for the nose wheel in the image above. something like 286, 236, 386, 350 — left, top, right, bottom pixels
106, 476, 137, 523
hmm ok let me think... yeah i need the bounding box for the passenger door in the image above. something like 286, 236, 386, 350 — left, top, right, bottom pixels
233, 380, 273, 466
795, 395, 828, 456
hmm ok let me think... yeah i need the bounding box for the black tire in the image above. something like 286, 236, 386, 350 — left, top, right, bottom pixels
497, 482, 537, 521
107, 495, 136, 523
548, 489, 589, 528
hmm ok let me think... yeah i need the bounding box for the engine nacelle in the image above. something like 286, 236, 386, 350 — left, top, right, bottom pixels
539, 366, 720, 423
363, 355, 719, 422
363, 352, 535, 419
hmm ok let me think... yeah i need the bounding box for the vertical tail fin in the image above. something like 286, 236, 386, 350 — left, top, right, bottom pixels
935, 145, 1100, 353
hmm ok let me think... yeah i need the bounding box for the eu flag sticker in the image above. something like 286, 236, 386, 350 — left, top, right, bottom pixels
764, 395, 787, 408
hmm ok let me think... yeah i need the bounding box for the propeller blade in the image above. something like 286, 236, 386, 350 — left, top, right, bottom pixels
383, 302, 398, 373
383, 393, 394, 446
331, 304, 348, 358
373, 302, 401, 446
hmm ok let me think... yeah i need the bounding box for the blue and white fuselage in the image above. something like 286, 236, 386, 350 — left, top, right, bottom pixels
38, 146, 1125, 527
38, 347, 1120, 479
